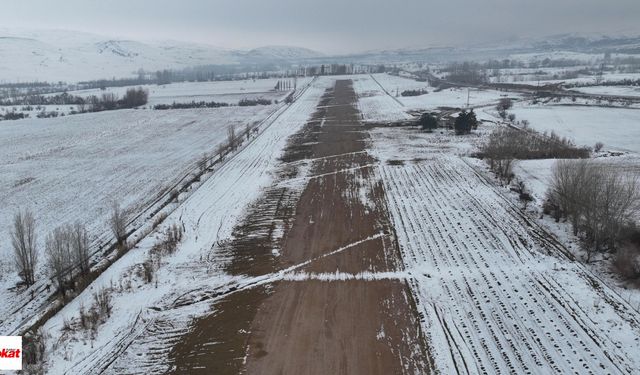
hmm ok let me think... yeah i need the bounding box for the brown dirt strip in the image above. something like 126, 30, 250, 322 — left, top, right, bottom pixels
169, 80, 432, 374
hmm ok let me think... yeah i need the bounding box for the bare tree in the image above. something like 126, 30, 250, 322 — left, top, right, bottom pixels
216, 143, 226, 162
227, 125, 236, 151
10, 209, 38, 286
71, 223, 90, 277
550, 159, 594, 236
46, 227, 73, 296
198, 153, 209, 172
549, 160, 640, 262
110, 202, 127, 247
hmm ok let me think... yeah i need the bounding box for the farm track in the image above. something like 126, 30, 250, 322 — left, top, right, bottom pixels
377, 145, 640, 374
169, 80, 433, 374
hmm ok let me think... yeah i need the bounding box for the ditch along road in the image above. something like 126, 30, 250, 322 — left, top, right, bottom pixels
169, 80, 434, 374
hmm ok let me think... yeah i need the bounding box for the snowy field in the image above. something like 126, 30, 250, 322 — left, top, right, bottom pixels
350, 74, 412, 122
509, 105, 640, 153
363, 73, 514, 113
0, 104, 278, 331
0, 77, 313, 118
369, 127, 640, 374
573, 85, 640, 97
39, 76, 330, 374
61, 77, 313, 107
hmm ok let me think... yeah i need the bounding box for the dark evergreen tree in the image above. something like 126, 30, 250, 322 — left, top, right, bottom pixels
419, 113, 439, 132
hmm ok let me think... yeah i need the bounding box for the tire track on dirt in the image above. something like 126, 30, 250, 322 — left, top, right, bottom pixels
169, 80, 433, 374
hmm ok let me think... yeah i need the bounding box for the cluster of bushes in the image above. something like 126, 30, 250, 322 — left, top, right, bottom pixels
481, 127, 589, 184
1, 111, 28, 120
496, 98, 514, 121
36, 111, 60, 119
0, 91, 85, 106
1, 87, 148, 115
401, 89, 429, 97
238, 98, 272, 106
483, 127, 590, 161
141, 224, 184, 284
154, 101, 230, 110
87, 87, 148, 112
64, 287, 112, 340
544, 160, 640, 265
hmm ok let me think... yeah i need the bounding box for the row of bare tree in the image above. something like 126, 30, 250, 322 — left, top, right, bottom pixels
546, 160, 640, 262
10, 203, 128, 294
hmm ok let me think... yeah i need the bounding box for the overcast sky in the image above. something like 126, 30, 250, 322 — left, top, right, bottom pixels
2, 0, 640, 54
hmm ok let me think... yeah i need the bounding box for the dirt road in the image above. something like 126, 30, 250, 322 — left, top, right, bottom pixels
170, 80, 432, 374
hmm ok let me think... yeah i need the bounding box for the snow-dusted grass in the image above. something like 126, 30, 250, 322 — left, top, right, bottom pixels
369, 126, 640, 374
509, 104, 640, 152
0, 104, 276, 326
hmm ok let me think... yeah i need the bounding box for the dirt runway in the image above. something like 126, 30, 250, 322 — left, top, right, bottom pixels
170, 80, 431, 374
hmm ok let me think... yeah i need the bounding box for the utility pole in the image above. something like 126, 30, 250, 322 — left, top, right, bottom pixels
466, 88, 470, 109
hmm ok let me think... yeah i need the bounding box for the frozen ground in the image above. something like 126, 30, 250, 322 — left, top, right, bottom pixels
509, 104, 640, 153
573, 85, 640, 97
0, 104, 277, 332
40, 76, 330, 374
369, 127, 640, 374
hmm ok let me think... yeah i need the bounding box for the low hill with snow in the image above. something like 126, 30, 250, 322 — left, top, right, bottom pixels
0, 29, 322, 82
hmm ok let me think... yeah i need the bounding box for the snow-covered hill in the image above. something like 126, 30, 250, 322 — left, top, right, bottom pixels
0, 29, 322, 82
246, 45, 323, 61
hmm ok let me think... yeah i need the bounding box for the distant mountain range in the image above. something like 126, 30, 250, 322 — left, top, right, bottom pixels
1, 29, 639, 83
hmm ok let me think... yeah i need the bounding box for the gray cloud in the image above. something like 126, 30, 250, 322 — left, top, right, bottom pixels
1, 0, 639, 53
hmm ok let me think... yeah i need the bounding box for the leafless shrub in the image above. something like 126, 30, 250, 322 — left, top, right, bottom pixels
142, 256, 155, 284
615, 243, 640, 279
61, 317, 72, 332
150, 224, 184, 257
23, 328, 47, 374
93, 287, 112, 319
594, 142, 604, 153
11, 209, 38, 286
513, 180, 534, 209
